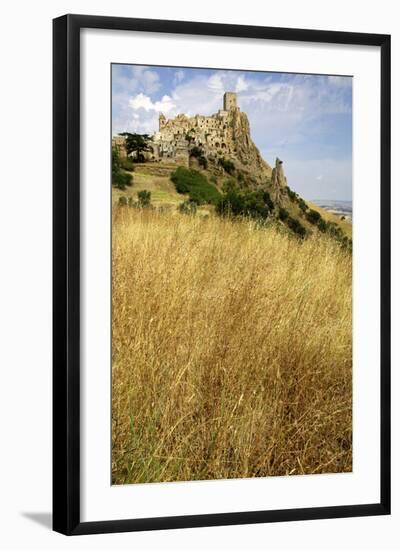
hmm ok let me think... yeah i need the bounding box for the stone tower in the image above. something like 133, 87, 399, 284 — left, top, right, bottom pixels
223, 91, 237, 111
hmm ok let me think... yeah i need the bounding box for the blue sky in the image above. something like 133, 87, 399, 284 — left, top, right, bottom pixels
112, 64, 352, 201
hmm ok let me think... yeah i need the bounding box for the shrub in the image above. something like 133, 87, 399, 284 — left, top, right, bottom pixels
190, 146, 203, 158
178, 200, 197, 215
278, 207, 289, 221
298, 198, 308, 212
263, 190, 274, 210
118, 196, 128, 207
216, 190, 244, 217
286, 186, 297, 202
306, 209, 321, 224
222, 178, 238, 193
326, 221, 344, 239
171, 167, 221, 205
198, 156, 208, 169
287, 216, 306, 238
113, 170, 133, 190
112, 146, 121, 172
137, 190, 151, 207
190, 146, 208, 169
219, 157, 235, 175
285, 186, 307, 212
112, 147, 133, 189
216, 189, 271, 220
317, 218, 328, 233
120, 158, 135, 171
344, 238, 353, 252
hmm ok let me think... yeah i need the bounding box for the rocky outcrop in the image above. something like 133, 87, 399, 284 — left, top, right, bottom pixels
271, 158, 287, 206
229, 108, 272, 181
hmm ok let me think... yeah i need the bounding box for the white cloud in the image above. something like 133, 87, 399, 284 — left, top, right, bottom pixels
207, 73, 225, 92
170, 75, 223, 116
235, 76, 248, 92
118, 93, 178, 135
118, 69, 351, 136
112, 66, 164, 135
129, 93, 176, 114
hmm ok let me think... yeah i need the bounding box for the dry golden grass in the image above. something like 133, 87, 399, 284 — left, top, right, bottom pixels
112, 207, 352, 484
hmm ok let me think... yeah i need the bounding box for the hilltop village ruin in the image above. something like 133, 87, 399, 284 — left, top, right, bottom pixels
113, 91, 288, 198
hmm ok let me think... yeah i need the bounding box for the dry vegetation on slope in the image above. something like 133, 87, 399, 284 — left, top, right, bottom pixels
112, 207, 352, 484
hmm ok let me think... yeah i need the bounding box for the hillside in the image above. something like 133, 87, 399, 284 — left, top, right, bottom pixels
112, 160, 352, 245
113, 91, 351, 245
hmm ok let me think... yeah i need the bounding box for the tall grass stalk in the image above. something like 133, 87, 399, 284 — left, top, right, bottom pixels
112, 208, 352, 484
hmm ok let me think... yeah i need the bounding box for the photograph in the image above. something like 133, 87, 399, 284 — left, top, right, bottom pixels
111, 64, 353, 485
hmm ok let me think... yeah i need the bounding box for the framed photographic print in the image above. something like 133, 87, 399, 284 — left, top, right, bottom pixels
53, 14, 391, 535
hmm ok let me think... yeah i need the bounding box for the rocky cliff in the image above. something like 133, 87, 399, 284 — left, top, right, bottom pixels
227, 108, 273, 183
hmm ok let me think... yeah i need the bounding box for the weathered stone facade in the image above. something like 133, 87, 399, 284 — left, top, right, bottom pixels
113, 92, 279, 186
149, 92, 272, 181
112, 135, 128, 158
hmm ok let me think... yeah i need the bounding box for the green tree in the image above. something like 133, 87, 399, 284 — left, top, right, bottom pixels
119, 132, 150, 161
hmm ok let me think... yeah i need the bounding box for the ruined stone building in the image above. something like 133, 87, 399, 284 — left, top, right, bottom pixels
113, 91, 283, 186
112, 135, 128, 158
146, 92, 242, 168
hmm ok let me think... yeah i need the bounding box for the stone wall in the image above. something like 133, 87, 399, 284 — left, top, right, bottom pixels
112, 135, 127, 158
152, 92, 240, 165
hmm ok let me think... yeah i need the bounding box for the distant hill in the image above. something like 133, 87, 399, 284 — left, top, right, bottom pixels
313, 200, 352, 221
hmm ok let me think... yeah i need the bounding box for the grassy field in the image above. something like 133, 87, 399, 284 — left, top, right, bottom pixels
112, 207, 352, 484
112, 167, 183, 207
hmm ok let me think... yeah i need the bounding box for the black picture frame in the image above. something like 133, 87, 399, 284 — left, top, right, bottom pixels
53, 14, 391, 535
